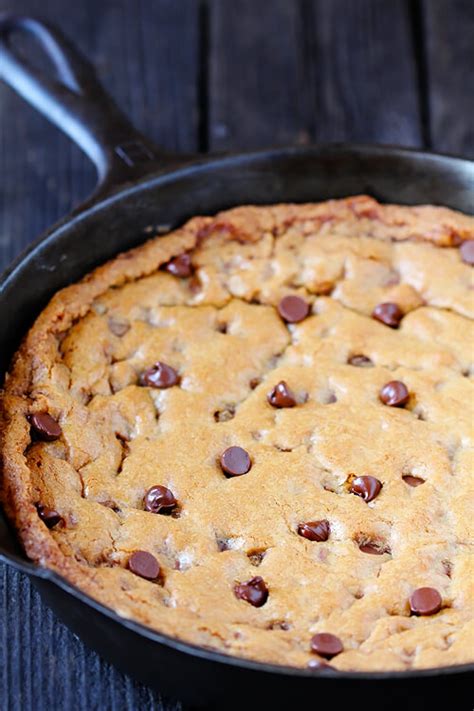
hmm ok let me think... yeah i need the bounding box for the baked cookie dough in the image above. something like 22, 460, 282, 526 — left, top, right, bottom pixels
1, 195, 473, 672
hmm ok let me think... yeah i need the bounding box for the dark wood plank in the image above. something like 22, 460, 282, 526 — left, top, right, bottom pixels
0, 0, 200, 267
0, 1, 199, 708
207, 0, 306, 150
0, 566, 182, 711
301, 0, 423, 146
421, 0, 474, 157
207, 0, 423, 152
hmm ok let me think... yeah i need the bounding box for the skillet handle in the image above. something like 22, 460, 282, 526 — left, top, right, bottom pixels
0, 14, 185, 200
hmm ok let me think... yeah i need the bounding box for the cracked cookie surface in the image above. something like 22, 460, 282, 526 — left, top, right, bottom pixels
1, 195, 474, 671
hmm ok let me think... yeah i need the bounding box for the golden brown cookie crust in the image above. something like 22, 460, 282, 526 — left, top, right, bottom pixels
1, 195, 474, 672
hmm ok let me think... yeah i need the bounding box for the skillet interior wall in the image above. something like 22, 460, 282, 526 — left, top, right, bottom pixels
1, 146, 473, 376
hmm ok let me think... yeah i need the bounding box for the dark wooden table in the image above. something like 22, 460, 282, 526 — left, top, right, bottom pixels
0, 1, 473, 708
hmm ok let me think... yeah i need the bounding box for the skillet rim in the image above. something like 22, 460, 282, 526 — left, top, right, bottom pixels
2, 141, 474, 292
1, 140, 473, 682
26, 560, 474, 681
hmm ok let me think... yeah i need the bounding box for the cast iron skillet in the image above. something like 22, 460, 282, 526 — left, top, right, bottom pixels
0, 15, 473, 709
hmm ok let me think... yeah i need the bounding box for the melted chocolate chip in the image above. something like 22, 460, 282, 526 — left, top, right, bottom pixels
28, 413, 62, 441
350, 476, 382, 503
144, 485, 177, 514
297, 520, 330, 542
108, 317, 130, 337
409, 587, 442, 616
277, 295, 310, 323
164, 253, 193, 277
188, 274, 201, 294
128, 551, 161, 580
234, 576, 268, 607
247, 548, 267, 566
216, 321, 228, 334
220, 446, 252, 477
140, 361, 179, 388
216, 537, 231, 552
214, 404, 236, 422
348, 355, 373, 367
100, 500, 121, 513
359, 542, 385, 555
379, 380, 410, 407
372, 302, 404, 328
310, 632, 343, 659
442, 560, 453, 578
403, 474, 425, 487
267, 381, 297, 408
459, 240, 474, 266
267, 620, 290, 631
36, 504, 63, 529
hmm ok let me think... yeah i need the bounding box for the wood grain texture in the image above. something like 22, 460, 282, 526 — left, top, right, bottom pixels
207, 0, 424, 151
0, 566, 181, 711
0, 0, 473, 709
208, 0, 306, 150
0, 0, 200, 265
300, 0, 423, 145
421, 0, 474, 157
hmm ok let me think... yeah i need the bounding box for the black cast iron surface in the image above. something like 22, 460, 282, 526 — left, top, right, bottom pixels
0, 2, 473, 709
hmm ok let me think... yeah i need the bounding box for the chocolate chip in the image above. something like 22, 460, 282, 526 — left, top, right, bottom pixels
310, 632, 343, 659
403, 474, 425, 487
409, 587, 442, 616
140, 361, 179, 388
348, 355, 373, 367
128, 551, 161, 580
277, 295, 310, 323
267, 381, 296, 408
297, 520, 330, 542
234, 576, 268, 607
220, 446, 252, 477
350, 476, 382, 502
164, 253, 193, 277
144, 485, 177, 514
307, 659, 335, 671
28, 413, 62, 441
372, 302, 404, 328
459, 240, 474, 266
36, 504, 63, 529
359, 542, 385, 555
189, 274, 201, 294
379, 380, 409, 407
